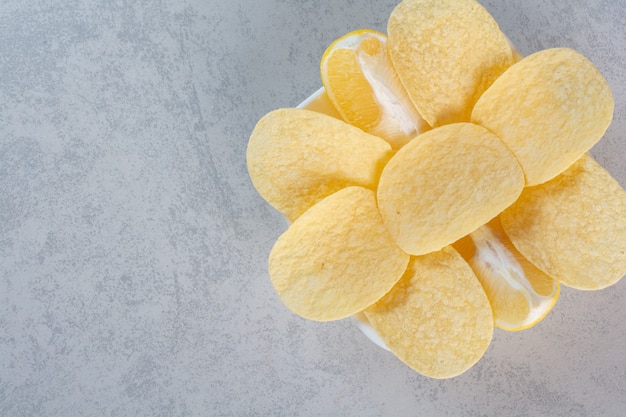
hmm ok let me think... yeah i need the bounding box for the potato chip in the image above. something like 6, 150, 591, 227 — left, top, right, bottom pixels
471, 48, 614, 186
269, 186, 410, 321
364, 247, 494, 379
501, 155, 626, 290
247, 108, 393, 221
377, 122, 524, 256
387, 0, 514, 127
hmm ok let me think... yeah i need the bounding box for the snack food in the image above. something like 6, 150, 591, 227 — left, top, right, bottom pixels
269, 187, 409, 321
377, 122, 524, 256
387, 0, 515, 126
500, 155, 626, 290
247, 0, 624, 378
471, 48, 614, 186
364, 247, 494, 379
247, 108, 393, 221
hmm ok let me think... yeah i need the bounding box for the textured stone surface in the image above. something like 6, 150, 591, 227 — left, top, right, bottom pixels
1, 1, 625, 416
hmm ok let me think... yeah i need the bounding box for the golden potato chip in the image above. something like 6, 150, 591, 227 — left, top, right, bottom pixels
471, 48, 614, 186
247, 108, 393, 221
364, 247, 494, 379
377, 122, 524, 256
269, 186, 410, 321
501, 155, 626, 290
387, 0, 514, 127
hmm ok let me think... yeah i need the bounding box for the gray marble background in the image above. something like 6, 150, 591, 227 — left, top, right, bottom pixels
1, 0, 625, 416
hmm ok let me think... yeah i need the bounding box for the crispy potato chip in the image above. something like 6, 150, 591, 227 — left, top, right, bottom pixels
247, 108, 393, 221
387, 0, 514, 127
501, 155, 626, 290
269, 186, 410, 321
377, 123, 524, 256
471, 48, 614, 186
364, 247, 494, 379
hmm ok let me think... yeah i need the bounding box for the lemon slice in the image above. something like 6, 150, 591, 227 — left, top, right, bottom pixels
453, 217, 560, 331
320, 29, 428, 150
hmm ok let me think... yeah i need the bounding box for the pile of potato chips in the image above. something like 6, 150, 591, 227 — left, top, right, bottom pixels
247, 0, 626, 379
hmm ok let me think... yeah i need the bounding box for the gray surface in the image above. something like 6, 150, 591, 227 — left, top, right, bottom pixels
1, 1, 625, 416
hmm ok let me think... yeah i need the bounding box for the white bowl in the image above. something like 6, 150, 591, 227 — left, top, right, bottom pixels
297, 87, 390, 352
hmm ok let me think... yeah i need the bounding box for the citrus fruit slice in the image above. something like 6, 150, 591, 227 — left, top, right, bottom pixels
453, 217, 560, 331
320, 29, 428, 150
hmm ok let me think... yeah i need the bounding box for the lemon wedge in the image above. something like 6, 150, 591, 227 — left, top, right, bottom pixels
454, 217, 560, 331
320, 29, 428, 150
